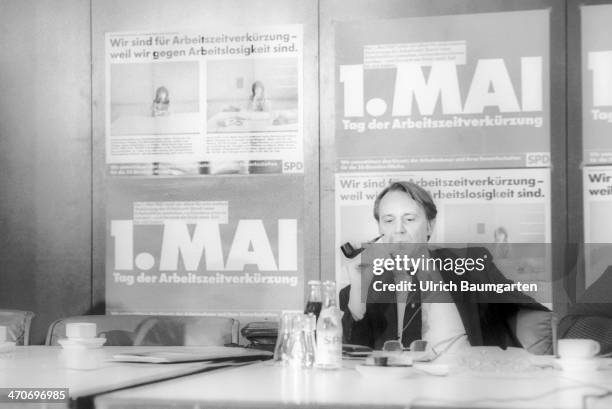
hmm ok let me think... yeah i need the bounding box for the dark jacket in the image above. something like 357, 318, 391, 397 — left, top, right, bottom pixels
339, 247, 549, 350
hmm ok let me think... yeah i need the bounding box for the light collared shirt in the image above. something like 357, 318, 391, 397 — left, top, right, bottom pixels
394, 264, 468, 351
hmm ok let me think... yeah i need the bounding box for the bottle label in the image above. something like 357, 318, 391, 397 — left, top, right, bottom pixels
316, 331, 342, 367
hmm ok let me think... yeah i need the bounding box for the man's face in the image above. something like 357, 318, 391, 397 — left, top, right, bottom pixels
377, 190, 434, 244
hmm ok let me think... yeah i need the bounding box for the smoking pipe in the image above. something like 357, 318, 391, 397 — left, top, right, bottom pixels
340, 234, 384, 259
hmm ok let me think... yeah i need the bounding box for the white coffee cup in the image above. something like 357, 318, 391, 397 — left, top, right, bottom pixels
65, 323, 97, 339
558, 339, 600, 359
0, 326, 7, 343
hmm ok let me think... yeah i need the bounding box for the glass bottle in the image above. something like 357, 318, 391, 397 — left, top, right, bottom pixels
303, 314, 316, 368
315, 280, 342, 369
304, 280, 322, 319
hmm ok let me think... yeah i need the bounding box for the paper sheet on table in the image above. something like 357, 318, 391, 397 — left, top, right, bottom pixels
207, 110, 298, 133
110, 347, 272, 364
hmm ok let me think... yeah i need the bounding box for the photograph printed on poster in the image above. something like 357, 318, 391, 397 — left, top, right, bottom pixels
206, 58, 299, 134
110, 61, 201, 136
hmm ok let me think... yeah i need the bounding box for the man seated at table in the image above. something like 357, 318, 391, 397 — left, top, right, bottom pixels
339, 181, 551, 353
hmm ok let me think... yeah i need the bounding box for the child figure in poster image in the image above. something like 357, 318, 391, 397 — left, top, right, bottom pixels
246, 80, 294, 125
218, 80, 270, 126
219, 80, 295, 127
492, 226, 510, 259
247, 80, 271, 112
151, 86, 170, 117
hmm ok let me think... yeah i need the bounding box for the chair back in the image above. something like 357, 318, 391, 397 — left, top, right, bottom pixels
0, 309, 35, 345
559, 314, 612, 356
46, 315, 239, 346
511, 309, 555, 355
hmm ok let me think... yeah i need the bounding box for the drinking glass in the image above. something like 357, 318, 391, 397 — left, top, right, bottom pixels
274, 311, 297, 363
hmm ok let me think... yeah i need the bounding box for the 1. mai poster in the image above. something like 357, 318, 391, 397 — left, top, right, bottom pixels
106, 177, 304, 316
334, 10, 550, 171
582, 5, 612, 164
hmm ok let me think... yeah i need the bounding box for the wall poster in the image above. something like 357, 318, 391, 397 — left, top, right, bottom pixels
334, 10, 550, 171
582, 5, 612, 164
106, 177, 304, 316
335, 168, 552, 304
583, 166, 612, 286
105, 25, 304, 176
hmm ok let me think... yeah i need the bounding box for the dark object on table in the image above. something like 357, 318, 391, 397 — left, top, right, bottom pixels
241, 321, 278, 352
343, 343, 373, 358
372, 356, 388, 366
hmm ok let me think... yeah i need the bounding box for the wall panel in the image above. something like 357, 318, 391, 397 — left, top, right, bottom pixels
0, 0, 92, 343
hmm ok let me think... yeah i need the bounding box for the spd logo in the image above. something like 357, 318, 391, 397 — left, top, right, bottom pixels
525, 152, 550, 167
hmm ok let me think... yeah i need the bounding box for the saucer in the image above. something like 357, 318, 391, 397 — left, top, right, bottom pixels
355, 363, 416, 380
414, 363, 450, 376
555, 358, 600, 372
58, 337, 106, 349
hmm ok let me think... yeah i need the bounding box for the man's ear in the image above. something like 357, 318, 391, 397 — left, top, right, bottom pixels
426, 219, 436, 241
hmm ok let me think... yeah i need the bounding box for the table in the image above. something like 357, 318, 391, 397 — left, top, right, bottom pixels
95, 354, 612, 409
0, 346, 268, 409
207, 110, 298, 133
111, 112, 201, 135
